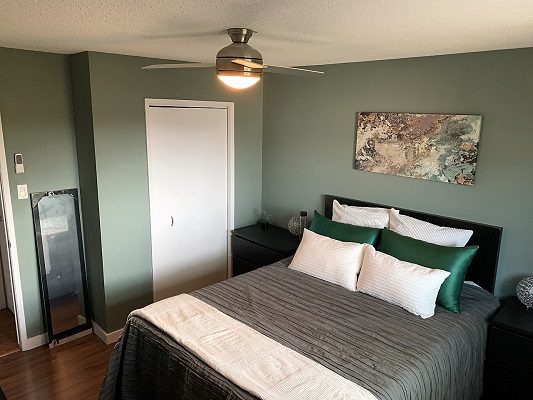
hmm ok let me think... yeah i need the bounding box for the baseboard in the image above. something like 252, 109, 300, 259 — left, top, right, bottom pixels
22, 333, 47, 351
92, 321, 122, 345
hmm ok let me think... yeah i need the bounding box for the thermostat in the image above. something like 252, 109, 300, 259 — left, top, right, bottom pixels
14, 153, 24, 174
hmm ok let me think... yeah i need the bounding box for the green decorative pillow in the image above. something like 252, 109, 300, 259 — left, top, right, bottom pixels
378, 228, 478, 313
309, 211, 381, 245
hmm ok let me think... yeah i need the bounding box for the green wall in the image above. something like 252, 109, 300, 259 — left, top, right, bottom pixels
83, 52, 263, 331
0, 47, 263, 338
262, 47, 533, 296
0, 48, 79, 337
3, 45, 530, 339
70, 53, 107, 329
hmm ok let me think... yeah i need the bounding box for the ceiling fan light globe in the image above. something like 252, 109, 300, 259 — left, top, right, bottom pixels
217, 74, 260, 89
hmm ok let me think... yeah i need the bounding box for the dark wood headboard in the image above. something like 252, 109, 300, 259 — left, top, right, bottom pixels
324, 195, 503, 294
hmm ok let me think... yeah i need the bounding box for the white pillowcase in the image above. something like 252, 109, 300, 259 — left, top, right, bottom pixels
289, 229, 366, 291
357, 246, 450, 318
332, 199, 390, 229
389, 209, 473, 247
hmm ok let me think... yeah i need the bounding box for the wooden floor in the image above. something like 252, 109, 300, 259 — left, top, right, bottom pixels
0, 334, 114, 400
0, 310, 19, 358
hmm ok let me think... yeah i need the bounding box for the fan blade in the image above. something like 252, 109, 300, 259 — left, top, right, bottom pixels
142, 63, 214, 70
231, 59, 265, 69
263, 65, 324, 77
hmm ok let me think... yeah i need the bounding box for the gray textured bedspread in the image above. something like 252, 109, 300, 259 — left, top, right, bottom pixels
100, 259, 499, 400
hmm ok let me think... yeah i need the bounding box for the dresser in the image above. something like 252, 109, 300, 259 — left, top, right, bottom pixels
231, 224, 300, 276
484, 297, 533, 399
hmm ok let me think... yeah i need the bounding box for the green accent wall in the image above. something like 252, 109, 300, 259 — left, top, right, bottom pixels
262, 48, 533, 296
79, 52, 263, 331
0, 47, 79, 337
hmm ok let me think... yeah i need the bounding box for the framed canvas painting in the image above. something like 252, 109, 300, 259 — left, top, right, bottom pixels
354, 112, 482, 185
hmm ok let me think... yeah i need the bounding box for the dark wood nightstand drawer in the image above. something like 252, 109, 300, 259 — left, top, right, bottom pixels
232, 256, 258, 276
231, 236, 286, 267
488, 326, 533, 374
483, 359, 530, 399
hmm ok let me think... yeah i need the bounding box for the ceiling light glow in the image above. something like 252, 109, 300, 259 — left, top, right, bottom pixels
217, 75, 260, 89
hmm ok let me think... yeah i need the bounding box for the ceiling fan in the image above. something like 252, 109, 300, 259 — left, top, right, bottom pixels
143, 28, 325, 89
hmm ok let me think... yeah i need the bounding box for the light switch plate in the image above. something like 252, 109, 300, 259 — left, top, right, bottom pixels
17, 184, 28, 200
14, 153, 24, 174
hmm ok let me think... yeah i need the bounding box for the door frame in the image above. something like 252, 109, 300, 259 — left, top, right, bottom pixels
144, 98, 235, 298
0, 258, 6, 310
0, 112, 28, 350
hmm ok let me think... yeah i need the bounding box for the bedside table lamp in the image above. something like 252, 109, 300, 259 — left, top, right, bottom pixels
516, 276, 533, 309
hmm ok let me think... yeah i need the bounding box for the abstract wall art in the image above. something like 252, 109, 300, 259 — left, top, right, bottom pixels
354, 112, 482, 186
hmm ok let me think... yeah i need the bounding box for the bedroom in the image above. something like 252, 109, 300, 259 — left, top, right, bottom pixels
0, 1, 532, 399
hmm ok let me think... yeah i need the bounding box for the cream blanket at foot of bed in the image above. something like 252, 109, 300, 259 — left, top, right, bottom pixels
131, 293, 378, 400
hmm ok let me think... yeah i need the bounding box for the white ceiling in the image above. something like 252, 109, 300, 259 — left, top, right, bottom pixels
1, 0, 533, 66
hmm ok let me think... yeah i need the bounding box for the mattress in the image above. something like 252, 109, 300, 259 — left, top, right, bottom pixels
100, 258, 499, 400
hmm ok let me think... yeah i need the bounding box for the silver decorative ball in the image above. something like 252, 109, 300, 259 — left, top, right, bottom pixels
516, 277, 533, 309
287, 216, 303, 236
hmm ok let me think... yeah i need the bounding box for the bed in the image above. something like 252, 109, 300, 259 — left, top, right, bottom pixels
100, 195, 503, 400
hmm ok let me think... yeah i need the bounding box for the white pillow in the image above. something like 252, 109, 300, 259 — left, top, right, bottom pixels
332, 199, 390, 229
289, 229, 366, 291
389, 209, 473, 247
357, 246, 450, 318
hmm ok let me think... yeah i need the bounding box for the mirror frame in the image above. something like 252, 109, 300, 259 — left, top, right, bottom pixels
31, 188, 91, 344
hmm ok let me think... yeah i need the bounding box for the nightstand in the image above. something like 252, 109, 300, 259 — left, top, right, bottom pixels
231, 224, 300, 276
484, 297, 533, 399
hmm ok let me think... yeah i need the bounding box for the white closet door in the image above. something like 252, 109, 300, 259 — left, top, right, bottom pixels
146, 105, 229, 302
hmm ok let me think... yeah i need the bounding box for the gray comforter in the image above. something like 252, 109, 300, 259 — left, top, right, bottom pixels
100, 259, 499, 400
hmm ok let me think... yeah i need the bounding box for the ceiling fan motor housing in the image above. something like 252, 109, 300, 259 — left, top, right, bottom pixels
216, 28, 263, 78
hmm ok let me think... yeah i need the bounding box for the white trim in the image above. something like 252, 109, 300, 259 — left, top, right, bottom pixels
144, 99, 236, 298
92, 320, 122, 345
0, 265, 6, 310
23, 333, 47, 351
0, 112, 29, 351
227, 101, 235, 277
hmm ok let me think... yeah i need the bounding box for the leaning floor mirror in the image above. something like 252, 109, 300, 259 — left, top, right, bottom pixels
31, 188, 91, 347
